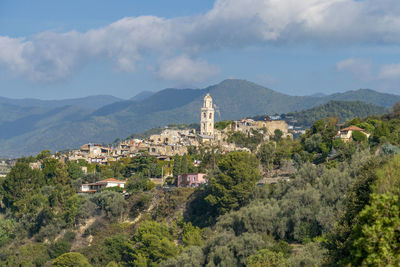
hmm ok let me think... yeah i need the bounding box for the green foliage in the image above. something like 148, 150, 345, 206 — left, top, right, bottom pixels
182, 222, 203, 247
126, 174, 154, 193
49, 231, 76, 259
374, 155, 400, 196
214, 120, 232, 130
91, 191, 127, 220
52, 252, 92, 267
352, 130, 367, 142
161, 246, 204, 267
103, 234, 132, 264
0, 219, 16, 246
349, 194, 400, 266
205, 151, 260, 215
246, 249, 289, 267
66, 161, 83, 180
326, 156, 388, 264
257, 142, 275, 171
284, 100, 387, 127
131, 220, 179, 265
288, 242, 327, 267
125, 154, 161, 178
14, 243, 50, 267
273, 129, 283, 142
1, 161, 45, 212
227, 130, 263, 152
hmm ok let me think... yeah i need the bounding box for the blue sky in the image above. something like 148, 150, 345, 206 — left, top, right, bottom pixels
0, 0, 399, 99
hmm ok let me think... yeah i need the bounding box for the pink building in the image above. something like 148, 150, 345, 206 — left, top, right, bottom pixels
177, 173, 207, 188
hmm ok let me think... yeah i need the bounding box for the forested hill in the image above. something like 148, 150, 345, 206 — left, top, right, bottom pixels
283, 101, 388, 127
1, 108, 400, 266
0, 79, 399, 157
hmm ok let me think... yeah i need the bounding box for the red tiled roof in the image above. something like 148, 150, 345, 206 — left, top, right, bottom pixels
97, 178, 126, 183
340, 126, 366, 132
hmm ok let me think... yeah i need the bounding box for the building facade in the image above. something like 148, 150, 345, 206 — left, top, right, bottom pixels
200, 93, 215, 136
177, 173, 207, 188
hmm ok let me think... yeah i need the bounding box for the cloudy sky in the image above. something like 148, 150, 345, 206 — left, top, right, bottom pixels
0, 0, 400, 99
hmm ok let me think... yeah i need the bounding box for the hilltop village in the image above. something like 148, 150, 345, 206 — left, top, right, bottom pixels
0, 93, 398, 266
65, 93, 292, 167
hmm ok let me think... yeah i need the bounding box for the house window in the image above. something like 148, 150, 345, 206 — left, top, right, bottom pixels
193, 176, 196, 181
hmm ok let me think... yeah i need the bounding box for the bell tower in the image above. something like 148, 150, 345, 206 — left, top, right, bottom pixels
200, 93, 214, 136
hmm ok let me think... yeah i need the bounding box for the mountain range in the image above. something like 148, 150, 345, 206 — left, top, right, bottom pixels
0, 79, 399, 158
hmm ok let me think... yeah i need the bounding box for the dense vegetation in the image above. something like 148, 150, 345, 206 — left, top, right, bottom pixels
284, 100, 388, 127
0, 103, 399, 266
1, 79, 400, 158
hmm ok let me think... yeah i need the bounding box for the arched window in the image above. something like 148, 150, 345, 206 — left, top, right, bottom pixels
209, 113, 212, 119
203, 112, 206, 118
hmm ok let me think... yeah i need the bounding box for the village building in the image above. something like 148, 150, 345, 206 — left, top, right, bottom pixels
148, 143, 188, 157
80, 178, 126, 193
177, 173, 207, 188
231, 117, 291, 139
199, 93, 215, 143
336, 125, 370, 142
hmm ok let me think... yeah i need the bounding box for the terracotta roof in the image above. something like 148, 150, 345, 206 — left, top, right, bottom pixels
340, 126, 366, 132
97, 178, 126, 183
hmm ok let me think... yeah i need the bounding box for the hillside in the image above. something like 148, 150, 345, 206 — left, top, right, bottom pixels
1, 109, 399, 266
283, 101, 388, 127
0, 95, 122, 110
0, 79, 399, 157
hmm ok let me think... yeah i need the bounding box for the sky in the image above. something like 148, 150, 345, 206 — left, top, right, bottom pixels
0, 0, 400, 99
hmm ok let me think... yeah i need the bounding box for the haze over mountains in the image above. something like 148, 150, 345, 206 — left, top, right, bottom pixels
0, 79, 399, 158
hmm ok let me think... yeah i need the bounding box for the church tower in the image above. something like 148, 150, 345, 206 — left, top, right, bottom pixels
200, 93, 214, 136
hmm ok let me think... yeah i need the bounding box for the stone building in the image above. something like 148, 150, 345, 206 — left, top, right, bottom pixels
231, 118, 291, 139
200, 93, 215, 137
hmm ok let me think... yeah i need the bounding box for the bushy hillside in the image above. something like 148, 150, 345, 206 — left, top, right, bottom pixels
1, 108, 399, 266
0, 95, 122, 110
284, 100, 388, 126
0, 79, 399, 157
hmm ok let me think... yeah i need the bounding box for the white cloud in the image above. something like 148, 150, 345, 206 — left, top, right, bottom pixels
1, 0, 400, 83
336, 58, 372, 80
378, 64, 400, 80
155, 55, 219, 84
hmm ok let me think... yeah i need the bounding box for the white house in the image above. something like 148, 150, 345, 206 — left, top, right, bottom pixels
80, 178, 126, 193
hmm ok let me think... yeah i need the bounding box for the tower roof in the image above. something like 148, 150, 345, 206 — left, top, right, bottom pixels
204, 93, 212, 100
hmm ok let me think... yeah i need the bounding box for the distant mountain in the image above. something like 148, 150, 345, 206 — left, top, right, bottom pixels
283, 100, 388, 127
130, 91, 155, 102
309, 93, 327, 98
0, 79, 399, 157
322, 89, 400, 108
0, 95, 122, 110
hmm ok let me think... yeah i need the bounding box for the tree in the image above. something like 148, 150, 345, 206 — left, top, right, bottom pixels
205, 151, 260, 215
246, 249, 289, 267
67, 161, 83, 180
352, 130, 367, 142
131, 220, 179, 265
182, 222, 203, 246
274, 129, 283, 142
52, 252, 92, 267
1, 161, 45, 212
257, 142, 275, 171
173, 155, 181, 177
349, 194, 400, 266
